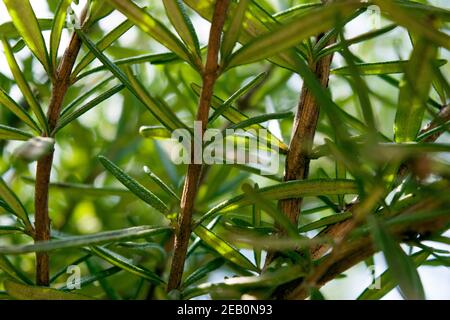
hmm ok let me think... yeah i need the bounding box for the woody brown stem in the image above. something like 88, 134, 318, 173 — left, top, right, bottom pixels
167, 0, 230, 292
264, 32, 336, 267
34, 12, 87, 286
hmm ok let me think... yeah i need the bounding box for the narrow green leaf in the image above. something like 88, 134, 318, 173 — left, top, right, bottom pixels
143, 166, 180, 201
299, 212, 353, 232
242, 183, 300, 239
71, 19, 134, 78
0, 19, 53, 39
76, 31, 187, 132
193, 82, 289, 153
227, 1, 360, 68
395, 39, 438, 142
0, 255, 33, 284
0, 226, 171, 255
0, 226, 25, 235
106, 0, 191, 62
75, 52, 179, 81
59, 266, 121, 292
332, 59, 446, 76
252, 184, 261, 268
182, 257, 225, 288
197, 179, 358, 226
369, 216, 425, 300
183, 264, 306, 299
22, 177, 131, 197
125, 68, 188, 131
0, 125, 33, 141
194, 225, 259, 273
54, 84, 125, 133
61, 76, 114, 116
358, 250, 430, 300
98, 156, 168, 214
2, 38, 48, 133
374, 0, 450, 50
3, 0, 51, 73
90, 246, 164, 284
139, 126, 171, 139
4, 280, 91, 300
0, 175, 32, 230
162, 0, 201, 60
208, 72, 266, 124
229, 111, 293, 130
0, 87, 40, 133
317, 24, 397, 59
50, 0, 72, 68
221, 0, 249, 60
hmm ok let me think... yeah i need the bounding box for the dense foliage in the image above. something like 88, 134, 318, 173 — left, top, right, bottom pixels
0, 0, 449, 300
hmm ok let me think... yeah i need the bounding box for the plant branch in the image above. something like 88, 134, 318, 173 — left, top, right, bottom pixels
264, 14, 336, 267
167, 0, 230, 292
34, 10, 88, 286
271, 106, 450, 299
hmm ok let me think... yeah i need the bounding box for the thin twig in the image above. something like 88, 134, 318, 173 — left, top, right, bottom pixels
167, 0, 230, 292
34, 8, 88, 286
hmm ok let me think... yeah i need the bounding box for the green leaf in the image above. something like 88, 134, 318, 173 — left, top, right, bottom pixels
98, 156, 168, 214
208, 72, 266, 124
226, 1, 360, 68
0, 19, 53, 39
0, 125, 33, 141
358, 250, 430, 300
4, 280, 91, 300
182, 257, 225, 288
3, 0, 51, 73
143, 166, 180, 201
22, 177, 131, 197
139, 126, 171, 139
125, 68, 188, 131
374, 0, 450, 51
221, 0, 250, 61
395, 39, 438, 142
0, 226, 25, 235
192, 82, 289, 153
183, 264, 306, 299
194, 225, 259, 273
299, 212, 353, 232
59, 266, 121, 291
54, 84, 125, 134
0, 175, 32, 230
229, 111, 293, 130
162, 0, 201, 61
242, 183, 300, 239
106, 0, 191, 63
0, 86, 40, 133
76, 31, 187, 132
61, 76, 114, 116
197, 179, 358, 226
50, 0, 72, 68
75, 52, 179, 81
0, 255, 33, 284
0, 226, 171, 255
90, 246, 164, 284
332, 59, 446, 76
317, 24, 397, 59
71, 19, 134, 78
2, 38, 48, 133
13, 137, 55, 163
369, 216, 425, 300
